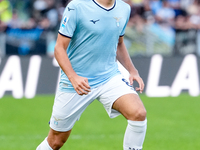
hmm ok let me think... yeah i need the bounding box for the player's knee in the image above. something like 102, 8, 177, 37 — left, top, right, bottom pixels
136, 108, 147, 121
128, 108, 147, 121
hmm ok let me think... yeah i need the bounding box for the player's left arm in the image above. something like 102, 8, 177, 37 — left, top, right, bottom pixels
116, 36, 144, 93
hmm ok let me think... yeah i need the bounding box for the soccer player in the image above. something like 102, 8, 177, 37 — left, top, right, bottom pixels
36, 0, 147, 149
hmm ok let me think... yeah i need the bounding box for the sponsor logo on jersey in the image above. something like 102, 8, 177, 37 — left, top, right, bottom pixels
68, 7, 75, 11
90, 19, 100, 24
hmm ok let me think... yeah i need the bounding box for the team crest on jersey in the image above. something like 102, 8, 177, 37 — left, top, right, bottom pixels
62, 16, 69, 28
113, 17, 122, 27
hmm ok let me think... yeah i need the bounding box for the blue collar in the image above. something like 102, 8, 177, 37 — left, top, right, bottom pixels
92, 0, 116, 11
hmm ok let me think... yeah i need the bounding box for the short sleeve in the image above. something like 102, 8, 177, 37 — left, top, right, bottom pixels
58, 2, 77, 38
120, 5, 131, 36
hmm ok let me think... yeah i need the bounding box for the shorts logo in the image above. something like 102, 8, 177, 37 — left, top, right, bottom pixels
122, 78, 135, 90
53, 116, 61, 125
54, 121, 58, 125
122, 78, 132, 87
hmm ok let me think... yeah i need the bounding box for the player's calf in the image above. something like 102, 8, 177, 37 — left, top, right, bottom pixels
47, 128, 71, 150
48, 138, 65, 150
123, 119, 147, 150
36, 137, 53, 150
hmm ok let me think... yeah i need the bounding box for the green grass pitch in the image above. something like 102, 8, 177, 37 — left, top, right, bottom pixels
0, 94, 200, 149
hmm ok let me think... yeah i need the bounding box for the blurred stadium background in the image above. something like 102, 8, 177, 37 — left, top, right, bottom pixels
0, 0, 200, 149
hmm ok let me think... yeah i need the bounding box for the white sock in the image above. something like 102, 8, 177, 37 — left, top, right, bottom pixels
36, 137, 53, 150
123, 119, 147, 150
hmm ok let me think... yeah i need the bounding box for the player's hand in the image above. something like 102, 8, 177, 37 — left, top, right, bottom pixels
129, 72, 144, 93
69, 75, 91, 95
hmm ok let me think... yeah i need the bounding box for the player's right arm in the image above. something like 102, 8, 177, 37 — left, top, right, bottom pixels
54, 33, 91, 95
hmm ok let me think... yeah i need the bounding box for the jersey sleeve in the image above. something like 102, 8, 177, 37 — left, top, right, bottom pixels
120, 5, 131, 36
58, 2, 77, 38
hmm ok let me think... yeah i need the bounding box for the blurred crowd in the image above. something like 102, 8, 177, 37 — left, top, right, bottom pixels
0, 0, 70, 32
124, 0, 200, 31
123, 0, 200, 56
0, 0, 200, 32
0, 0, 200, 56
